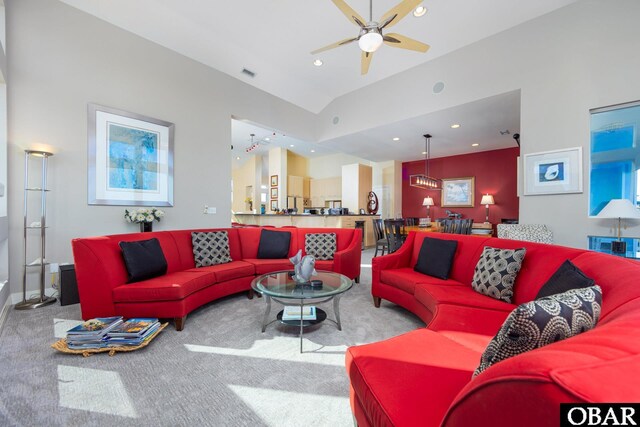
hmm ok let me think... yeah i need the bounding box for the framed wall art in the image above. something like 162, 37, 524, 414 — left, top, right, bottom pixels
441, 177, 475, 207
523, 147, 583, 195
270, 187, 278, 199
270, 175, 278, 187
88, 104, 174, 206
270, 200, 278, 212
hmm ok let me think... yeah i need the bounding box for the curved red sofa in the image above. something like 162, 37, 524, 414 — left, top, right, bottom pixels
72, 226, 361, 330
346, 232, 640, 427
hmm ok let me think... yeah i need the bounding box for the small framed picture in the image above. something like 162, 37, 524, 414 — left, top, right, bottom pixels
270, 175, 278, 187
523, 147, 583, 195
442, 177, 475, 207
270, 200, 278, 212
270, 187, 278, 199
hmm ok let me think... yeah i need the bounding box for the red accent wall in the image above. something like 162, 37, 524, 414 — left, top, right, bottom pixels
402, 147, 520, 223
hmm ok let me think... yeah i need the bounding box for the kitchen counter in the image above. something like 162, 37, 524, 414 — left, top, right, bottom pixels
234, 213, 380, 247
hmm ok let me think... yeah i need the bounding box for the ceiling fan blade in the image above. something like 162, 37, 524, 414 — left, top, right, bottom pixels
361, 51, 373, 75
331, 0, 366, 27
311, 37, 358, 55
379, 0, 423, 29
383, 33, 430, 52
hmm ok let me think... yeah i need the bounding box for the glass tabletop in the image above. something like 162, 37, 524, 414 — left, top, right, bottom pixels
251, 270, 353, 299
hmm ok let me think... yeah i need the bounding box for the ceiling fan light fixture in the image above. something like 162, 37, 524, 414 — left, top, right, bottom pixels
358, 29, 383, 53
313, 59, 323, 67
413, 6, 427, 17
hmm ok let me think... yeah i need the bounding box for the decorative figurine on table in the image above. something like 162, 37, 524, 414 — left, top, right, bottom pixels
289, 249, 317, 283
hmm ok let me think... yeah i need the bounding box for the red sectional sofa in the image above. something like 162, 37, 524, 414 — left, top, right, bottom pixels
347, 232, 640, 427
72, 227, 361, 330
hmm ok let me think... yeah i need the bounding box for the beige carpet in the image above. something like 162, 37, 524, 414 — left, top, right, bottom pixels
0, 249, 423, 427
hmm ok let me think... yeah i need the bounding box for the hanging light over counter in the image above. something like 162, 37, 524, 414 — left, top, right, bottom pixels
410, 134, 442, 190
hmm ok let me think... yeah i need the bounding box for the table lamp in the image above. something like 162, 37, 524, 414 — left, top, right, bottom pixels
422, 197, 434, 223
596, 199, 640, 253
480, 194, 495, 224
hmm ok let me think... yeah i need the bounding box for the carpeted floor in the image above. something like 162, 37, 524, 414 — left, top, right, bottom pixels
0, 249, 423, 427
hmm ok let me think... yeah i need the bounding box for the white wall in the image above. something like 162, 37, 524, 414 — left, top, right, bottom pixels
316, 0, 640, 248
5, 0, 317, 295
308, 153, 370, 179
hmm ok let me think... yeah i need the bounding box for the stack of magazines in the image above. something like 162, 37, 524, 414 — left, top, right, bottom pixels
66, 316, 124, 349
106, 318, 161, 346
282, 306, 316, 321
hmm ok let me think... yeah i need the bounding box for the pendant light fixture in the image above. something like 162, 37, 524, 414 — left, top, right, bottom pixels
410, 134, 442, 190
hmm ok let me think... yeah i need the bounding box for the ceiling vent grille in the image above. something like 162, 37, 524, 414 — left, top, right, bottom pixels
241, 68, 256, 78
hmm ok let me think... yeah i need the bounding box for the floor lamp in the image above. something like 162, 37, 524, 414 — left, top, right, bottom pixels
596, 199, 640, 254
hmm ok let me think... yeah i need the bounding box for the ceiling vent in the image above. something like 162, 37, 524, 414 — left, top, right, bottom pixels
241, 68, 256, 78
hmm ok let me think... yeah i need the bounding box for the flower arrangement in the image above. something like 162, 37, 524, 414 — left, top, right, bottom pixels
124, 207, 165, 224
244, 197, 252, 204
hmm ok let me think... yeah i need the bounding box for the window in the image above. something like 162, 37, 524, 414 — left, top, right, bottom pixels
589, 101, 640, 216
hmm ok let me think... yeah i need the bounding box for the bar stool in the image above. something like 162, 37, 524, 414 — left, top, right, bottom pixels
354, 220, 365, 251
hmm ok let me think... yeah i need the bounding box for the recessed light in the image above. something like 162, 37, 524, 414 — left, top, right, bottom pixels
236, 156, 240, 160
289, 144, 294, 147
265, 137, 270, 141
422, 151, 427, 155
311, 149, 316, 153
313, 59, 323, 67
413, 6, 427, 17
392, 137, 400, 141
451, 124, 461, 129
472, 143, 479, 147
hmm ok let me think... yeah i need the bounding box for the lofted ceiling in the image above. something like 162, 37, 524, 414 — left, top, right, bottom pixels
233, 90, 521, 168
59, 0, 578, 113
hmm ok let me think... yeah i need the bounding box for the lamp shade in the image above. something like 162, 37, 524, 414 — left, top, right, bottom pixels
480, 194, 495, 206
422, 197, 434, 207
596, 199, 640, 219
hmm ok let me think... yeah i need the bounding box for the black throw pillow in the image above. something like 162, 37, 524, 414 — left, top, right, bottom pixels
119, 238, 168, 283
413, 237, 458, 280
536, 259, 595, 299
257, 229, 292, 259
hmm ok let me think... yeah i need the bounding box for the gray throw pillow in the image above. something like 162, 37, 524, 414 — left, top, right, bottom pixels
305, 233, 337, 260
471, 246, 526, 303
474, 285, 602, 377
191, 231, 232, 267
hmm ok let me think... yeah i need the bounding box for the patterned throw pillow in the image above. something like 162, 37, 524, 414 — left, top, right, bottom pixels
474, 285, 602, 377
471, 246, 526, 303
191, 231, 232, 267
305, 233, 337, 260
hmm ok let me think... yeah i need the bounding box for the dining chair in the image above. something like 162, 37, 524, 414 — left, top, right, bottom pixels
384, 219, 405, 253
372, 218, 389, 257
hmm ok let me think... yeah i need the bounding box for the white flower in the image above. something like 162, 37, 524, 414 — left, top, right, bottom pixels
136, 214, 146, 222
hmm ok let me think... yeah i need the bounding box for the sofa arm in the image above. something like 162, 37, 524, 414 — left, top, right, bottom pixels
372, 232, 415, 271
72, 239, 119, 320
333, 228, 362, 280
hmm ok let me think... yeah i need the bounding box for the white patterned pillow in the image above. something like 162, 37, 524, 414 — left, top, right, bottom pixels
474, 285, 602, 377
191, 231, 232, 267
471, 246, 526, 303
305, 233, 337, 260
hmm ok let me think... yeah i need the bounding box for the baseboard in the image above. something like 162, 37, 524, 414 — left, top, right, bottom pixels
10, 286, 57, 304
0, 292, 10, 333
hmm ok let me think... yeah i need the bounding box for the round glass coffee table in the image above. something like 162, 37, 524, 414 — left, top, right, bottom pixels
251, 270, 353, 353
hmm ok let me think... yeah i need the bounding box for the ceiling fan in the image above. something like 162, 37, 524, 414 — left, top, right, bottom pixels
311, 0, 430, 75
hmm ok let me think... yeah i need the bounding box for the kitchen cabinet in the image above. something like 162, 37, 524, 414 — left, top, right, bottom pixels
287, 175, 304, 197
309, 176, 341, 207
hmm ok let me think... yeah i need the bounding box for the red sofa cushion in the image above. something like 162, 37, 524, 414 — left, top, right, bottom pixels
380, 267, 465, 295
346, 328, 482, 427
415, 283, 517, 313
242, 259, 293, 275
185, 260, 255, 282
112, 271, 216, 302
